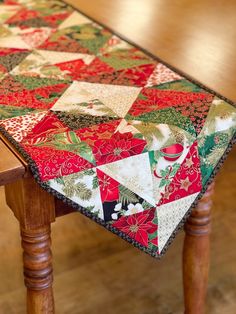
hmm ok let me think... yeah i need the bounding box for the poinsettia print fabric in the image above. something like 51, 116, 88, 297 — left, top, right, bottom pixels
0, 0, 235, 258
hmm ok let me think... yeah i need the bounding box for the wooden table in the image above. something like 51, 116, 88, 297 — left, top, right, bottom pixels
0, 0, 235, 313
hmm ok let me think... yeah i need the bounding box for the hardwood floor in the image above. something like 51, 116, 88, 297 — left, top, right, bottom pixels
0, 146, 235, 313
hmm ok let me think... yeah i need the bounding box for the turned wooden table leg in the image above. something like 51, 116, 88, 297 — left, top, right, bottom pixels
21, 226, 54, 314
183, 182, 214, 314
4, 175, 55, 314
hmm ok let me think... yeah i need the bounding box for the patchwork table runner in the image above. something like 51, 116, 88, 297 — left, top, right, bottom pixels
0, 0, 235, 258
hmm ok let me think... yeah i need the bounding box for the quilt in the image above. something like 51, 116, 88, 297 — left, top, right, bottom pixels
0, 0, 235, 257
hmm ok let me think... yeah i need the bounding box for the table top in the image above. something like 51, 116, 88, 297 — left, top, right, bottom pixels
68, 0, 236, 102
0, 134, 25, 185
1, 0, 236, 182
1, 0, 235, 166
0, 0, 235, 258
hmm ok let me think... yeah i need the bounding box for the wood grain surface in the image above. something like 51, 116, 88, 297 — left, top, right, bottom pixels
0, 139, 25, 186
66, 0, 236, 102
183, 183, 214, 314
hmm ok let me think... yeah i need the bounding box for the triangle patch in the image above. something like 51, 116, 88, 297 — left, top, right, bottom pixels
157, 193, 199, 253
58, 11, 91, 29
